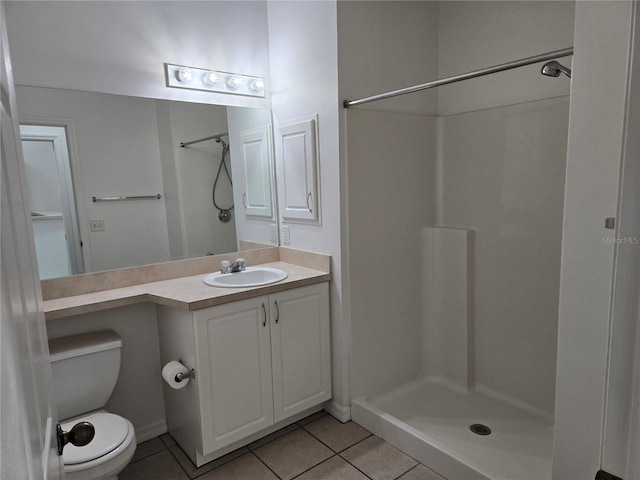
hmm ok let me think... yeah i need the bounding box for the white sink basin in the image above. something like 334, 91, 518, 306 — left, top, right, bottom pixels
203, 267, 288, 288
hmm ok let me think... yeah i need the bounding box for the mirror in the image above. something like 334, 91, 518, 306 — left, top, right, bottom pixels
16, 85, 278, 279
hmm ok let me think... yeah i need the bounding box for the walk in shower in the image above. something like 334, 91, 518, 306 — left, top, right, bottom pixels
345, 41, 572, 480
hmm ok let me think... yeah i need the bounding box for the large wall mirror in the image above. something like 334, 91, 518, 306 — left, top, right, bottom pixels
16, 86, 278, 279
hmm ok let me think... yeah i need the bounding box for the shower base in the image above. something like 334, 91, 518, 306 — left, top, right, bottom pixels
352, 378, 553, 480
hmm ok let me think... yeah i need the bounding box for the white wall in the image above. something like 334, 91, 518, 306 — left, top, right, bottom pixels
338, 1, 439, 115
437, 1, 574, 115
16, 86, 172, 272
266, 1, 348, 417
46, 304, 166, 441
4, 1, 271, 109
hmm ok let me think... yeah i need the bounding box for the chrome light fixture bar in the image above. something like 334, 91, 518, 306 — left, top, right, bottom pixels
165, 63, 265, 98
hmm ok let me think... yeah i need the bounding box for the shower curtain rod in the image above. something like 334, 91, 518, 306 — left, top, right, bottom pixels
343, 47, 573, 108
180, 132, 228, 148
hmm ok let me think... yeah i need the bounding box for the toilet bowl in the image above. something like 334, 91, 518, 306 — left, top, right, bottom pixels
49, 331, 137, 480
61, 412, 136, 480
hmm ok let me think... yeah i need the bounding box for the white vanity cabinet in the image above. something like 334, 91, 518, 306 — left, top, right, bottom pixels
194, 296, 275, 454
157, 282, 331, 466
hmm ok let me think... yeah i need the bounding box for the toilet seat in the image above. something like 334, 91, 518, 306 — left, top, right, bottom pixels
62, 411, 136, 480
62, 412, 129, 465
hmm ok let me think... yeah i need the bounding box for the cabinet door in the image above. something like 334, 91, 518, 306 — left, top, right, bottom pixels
270, 283, 331, 422
277, 116, 320, 223
239, 126, 275, 219
194, 296, 274, 454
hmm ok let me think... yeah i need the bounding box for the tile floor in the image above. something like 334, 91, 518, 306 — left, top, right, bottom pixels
120, 411, 446, 480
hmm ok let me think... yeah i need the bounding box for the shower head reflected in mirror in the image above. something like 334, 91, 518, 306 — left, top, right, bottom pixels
541, 60, 572, 79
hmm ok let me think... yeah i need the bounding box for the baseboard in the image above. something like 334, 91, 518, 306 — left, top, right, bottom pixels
135, 418, 167, 443
324, 400, 351, 423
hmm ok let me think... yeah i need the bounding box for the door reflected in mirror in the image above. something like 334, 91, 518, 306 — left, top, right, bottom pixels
21, 124, 84, 279
17, 86, 277, 279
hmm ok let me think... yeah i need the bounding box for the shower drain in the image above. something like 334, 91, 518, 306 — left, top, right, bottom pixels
470, 424, 492, 436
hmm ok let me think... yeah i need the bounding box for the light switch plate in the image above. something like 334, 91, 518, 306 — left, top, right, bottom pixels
282, 225, 290, 245
89, 219, 105, 232
270, 224, 277, 243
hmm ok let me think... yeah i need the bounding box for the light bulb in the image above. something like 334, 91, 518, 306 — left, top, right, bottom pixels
226, 75, 242, 90
203, 71, 219, 86
176, 67, 192, 83
249, 78, 265, 92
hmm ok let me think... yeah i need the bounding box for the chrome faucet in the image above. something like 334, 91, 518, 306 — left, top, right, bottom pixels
220, 258, 246, 274
230, 258, 245, 272
229, 258, 246, 273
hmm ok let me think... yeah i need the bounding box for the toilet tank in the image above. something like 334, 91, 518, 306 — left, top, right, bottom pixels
49, 330, 122, 421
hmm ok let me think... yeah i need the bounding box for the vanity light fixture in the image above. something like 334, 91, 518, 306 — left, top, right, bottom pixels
249, 78, 265, 93
226, 75, 242, 90
165, 63, 265, 98
202, 71, 219, 86
176, 67, 193, 83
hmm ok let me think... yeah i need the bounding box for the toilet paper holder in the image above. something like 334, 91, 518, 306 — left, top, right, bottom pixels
175, 359, 195, 383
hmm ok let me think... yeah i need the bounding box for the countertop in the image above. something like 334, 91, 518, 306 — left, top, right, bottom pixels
43, 250, 332, 321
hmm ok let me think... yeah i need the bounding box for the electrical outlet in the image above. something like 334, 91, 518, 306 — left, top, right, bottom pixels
282, 225, 290, 245
89, 219, 105, 232
270, 224, 277, 243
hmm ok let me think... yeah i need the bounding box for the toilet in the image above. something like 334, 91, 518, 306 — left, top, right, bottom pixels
49, 331, 137, 480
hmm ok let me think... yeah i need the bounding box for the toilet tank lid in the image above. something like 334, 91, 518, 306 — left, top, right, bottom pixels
49, 330, 122, 362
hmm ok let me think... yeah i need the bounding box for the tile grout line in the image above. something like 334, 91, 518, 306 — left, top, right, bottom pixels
336, 437, 434, 480
128, 437, 171, 465
335, 453, 376, 480
298, 418, 374, 455
289, 453, 341, 480
129, 448, 167, 466
333, 434, 382, 480
292, 419, 379, 478
333, 433, 433, 480
164, 441, 195, 479
391, 463, 420, 480
248, 424, 301, 452
249, 449, 286, 479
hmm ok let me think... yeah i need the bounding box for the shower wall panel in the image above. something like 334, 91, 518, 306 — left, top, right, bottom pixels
440, 97, 569, 416
421, 226, 474, 388
347, 109, 438, 399
337, 1, 439, 115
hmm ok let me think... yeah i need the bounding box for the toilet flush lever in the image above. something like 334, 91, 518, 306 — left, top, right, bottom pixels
57, 421, 95, 456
